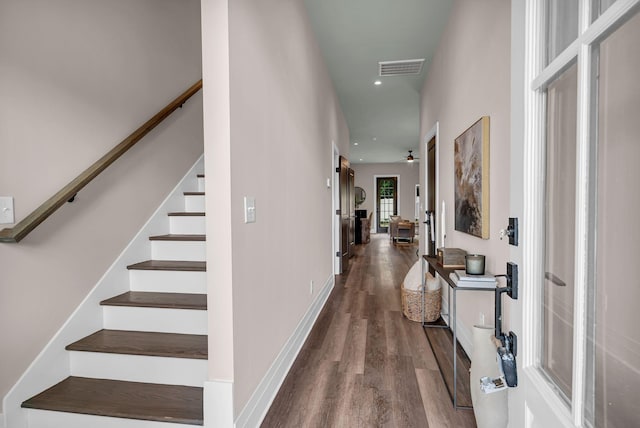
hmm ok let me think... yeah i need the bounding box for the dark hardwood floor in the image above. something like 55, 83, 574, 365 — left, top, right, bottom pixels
262, 234, 476, 428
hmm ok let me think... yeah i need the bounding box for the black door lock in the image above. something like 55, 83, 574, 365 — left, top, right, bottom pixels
494, 262, 519, 387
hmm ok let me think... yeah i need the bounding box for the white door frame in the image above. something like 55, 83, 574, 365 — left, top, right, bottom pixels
511, 1, 581, 425
422, 121, 439, 256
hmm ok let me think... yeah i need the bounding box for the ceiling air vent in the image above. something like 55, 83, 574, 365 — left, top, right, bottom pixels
378, 59, 425, 76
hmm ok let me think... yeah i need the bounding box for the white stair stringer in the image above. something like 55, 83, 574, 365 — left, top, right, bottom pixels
103, 307, 207, 335
169, 215, 205, 234
69, 352, 207, 387
151, 240, 206, 261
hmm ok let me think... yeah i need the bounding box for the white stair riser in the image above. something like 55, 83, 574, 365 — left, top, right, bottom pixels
169, 216, 205, 234
197, 177, 205, 192
69, 352, 207, 387
184, 195, 205, 212
103, 307, 207, 335
151, 240, 206, 261
26, 409, 199, 428
129, 270, 206, 294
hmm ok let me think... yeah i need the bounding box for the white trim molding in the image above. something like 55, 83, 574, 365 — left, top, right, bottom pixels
204, 380, 234, 428
234, 274, 335, 427
422, 121, 439, 256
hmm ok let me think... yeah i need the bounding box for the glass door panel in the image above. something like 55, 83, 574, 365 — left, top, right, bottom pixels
592, 0, 619, 21
590, 10, 640, 427
545, 0, 579, 65
543, 63, 578, 401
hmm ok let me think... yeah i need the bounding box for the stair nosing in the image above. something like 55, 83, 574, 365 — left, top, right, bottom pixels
168, 212, 205, 216
22, 376, 203, 425
65, 329, 208, 359
127, 260, 206, 272
100, 291, 207, 310
149, 234, 206, 242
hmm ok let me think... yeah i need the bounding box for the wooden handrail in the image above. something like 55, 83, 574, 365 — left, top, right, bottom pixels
0, 80, 203, 243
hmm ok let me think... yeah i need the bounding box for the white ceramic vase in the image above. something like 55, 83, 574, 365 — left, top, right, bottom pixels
469, 325, 508, 428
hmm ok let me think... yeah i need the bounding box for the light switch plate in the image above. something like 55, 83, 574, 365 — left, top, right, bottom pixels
0, 196, 15, 224
244, 196, 256, 223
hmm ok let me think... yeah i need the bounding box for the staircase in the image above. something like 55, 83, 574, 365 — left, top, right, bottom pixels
20, 174, 208, 427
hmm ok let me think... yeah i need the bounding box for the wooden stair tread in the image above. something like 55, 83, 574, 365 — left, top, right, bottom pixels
168, 212, 205, 216
66, 329, 207, 359
149, 234, 205, 241
127, 260, 206, 271
183, 192, 204, 196
101, 291, 207, 310
197, 174, 204, 178
22, 376, 203, 425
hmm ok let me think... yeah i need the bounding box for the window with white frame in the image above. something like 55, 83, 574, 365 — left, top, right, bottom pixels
527, 0, 640, 426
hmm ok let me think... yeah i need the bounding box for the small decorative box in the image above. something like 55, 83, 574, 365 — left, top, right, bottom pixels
437, 248, 467, 269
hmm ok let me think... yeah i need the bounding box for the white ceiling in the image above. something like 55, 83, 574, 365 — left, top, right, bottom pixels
304, 0, 453, 164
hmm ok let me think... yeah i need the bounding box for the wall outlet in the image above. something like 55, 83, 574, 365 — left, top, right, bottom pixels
310, 280, 314, 295
0, 196, 15, 224
244, 196, 256, 223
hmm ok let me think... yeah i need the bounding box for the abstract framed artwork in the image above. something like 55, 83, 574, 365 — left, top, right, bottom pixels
454, 116, 490, 239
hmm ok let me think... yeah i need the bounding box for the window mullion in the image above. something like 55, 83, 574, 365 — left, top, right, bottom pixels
570, 2, 594, 426
571, 45, 592, 428
582, 0, 640, 45
531, 40, 580, 90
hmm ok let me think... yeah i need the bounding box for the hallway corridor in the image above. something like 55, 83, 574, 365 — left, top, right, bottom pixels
262, 234, 476, 427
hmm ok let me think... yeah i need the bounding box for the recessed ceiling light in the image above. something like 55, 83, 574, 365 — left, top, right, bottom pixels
372, 137, 377, 141
354, 142, 359, 146
359, 159, 363, 161
374, 80, 382, 86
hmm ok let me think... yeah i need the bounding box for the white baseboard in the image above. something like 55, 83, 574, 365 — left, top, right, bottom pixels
456, 320, 473, 357
439, 274, 473, 358
233, 274, 335, 427
204, 380, 234, 428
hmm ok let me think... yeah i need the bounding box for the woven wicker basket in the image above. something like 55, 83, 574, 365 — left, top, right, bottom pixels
401, 283, 442, 323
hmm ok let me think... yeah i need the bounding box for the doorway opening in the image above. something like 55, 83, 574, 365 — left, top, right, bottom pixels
375, 176, 398, 233
423, 122, 439, 256
425, 136, 436, 255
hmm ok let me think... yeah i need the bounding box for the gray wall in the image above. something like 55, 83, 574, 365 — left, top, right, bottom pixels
0, 0, 203, 410
201, 0, 350, 414
419, 0, 511, 347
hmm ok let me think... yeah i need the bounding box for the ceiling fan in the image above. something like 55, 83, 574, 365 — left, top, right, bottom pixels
405, 150, 419, 163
